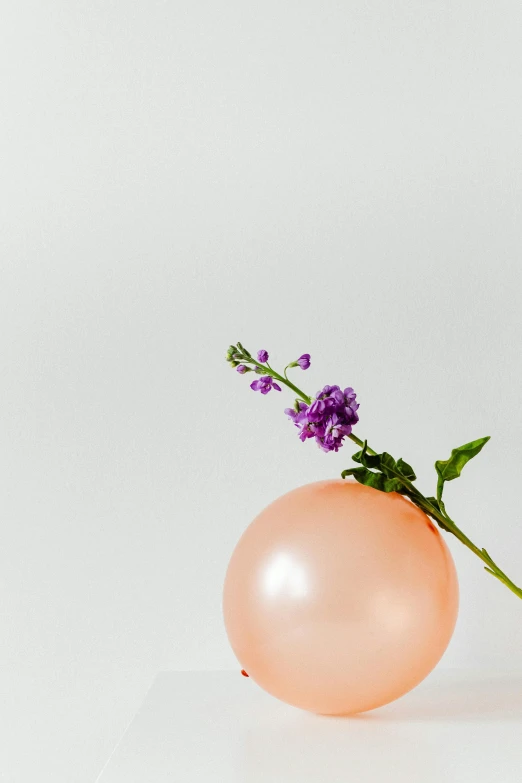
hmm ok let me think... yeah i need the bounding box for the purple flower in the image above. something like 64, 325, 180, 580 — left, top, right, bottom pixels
284, 402, 308, 420
297, 353, 311, 370
285, 403, 315, 441
236, 365, 247, 374
257, 349, 269, 363
285, 385, 359, 452
250, 376, 281, 394
319, 413, 354, 453
307, 399, 326, 422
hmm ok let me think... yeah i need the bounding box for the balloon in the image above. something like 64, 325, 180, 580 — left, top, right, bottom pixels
223, 480, 458, 715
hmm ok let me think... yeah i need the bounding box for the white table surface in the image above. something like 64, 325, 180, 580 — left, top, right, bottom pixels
96, 670, 522, 782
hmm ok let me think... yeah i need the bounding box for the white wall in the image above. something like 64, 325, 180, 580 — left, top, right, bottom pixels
1, 2, 521, 780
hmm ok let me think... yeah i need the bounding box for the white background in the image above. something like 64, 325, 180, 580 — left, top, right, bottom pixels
1, 2, 521, 781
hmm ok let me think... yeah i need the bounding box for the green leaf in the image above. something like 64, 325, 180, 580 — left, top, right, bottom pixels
352, 441, 382, 471
435, 436, 490, 501
341, 466, 405, 493
352, 443, 417, 482
396, 458, 416, 481
380, 453, 401, 478
435, 436, 490, 482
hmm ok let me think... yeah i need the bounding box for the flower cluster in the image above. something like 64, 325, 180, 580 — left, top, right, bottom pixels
226, 342, 358, 452
285, 385, 359, 453
227, 344, 312, 394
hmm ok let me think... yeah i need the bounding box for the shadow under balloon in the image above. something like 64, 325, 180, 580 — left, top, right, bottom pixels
235, 674, 522, 782
356, 673, 522, 722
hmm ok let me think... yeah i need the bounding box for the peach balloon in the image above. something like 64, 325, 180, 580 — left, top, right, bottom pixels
223, 480, 458, 715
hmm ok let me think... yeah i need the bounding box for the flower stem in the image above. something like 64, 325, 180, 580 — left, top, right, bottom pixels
269, 370, 311, 404
245, 357, 311, 404
414, 492, 522, 600
353, 434, 522, 600
348, 432, 378, 456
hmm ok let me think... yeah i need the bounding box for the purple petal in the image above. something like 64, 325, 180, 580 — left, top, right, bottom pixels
308, 399, 325, 422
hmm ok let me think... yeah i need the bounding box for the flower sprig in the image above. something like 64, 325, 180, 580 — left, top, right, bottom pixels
227, 343, 358, 452
226, 341, 522, 601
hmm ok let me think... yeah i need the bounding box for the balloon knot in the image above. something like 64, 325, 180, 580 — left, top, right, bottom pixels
241, 669, 249, 677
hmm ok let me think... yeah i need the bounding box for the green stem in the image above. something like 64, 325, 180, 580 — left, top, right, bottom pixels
380, 459, 522, 600
418, 495, 522, 599
246, 358, 312, 404
348, 432, 378, 456
270, 369, 311, 404
346, 422, 522, 599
